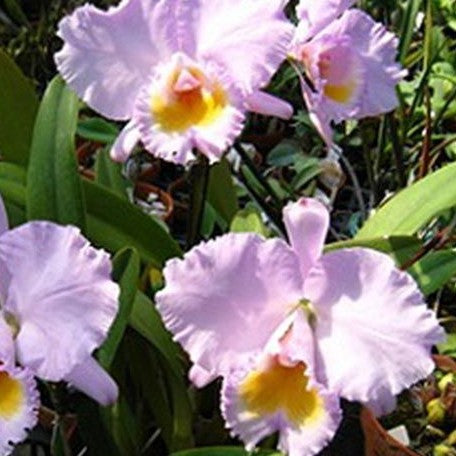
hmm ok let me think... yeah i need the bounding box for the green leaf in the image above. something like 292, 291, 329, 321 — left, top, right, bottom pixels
171, 448, 281, 456
50, 420, 71, 456
129, 291, 183, 376
325, 236, 421, 266
230, 205, 269, 237
84, 179, 181, 267
356, 163, 456, 239
27, 76, 86, 230
98, 248, 140, 369
129, 291, 193, 449
0, 163, 26, 226
207, 158, 238, 224
95, 147, 130, 199
398, 0, 422, 64
438, 333, 456, 357
0, 49, 38, 166
77, 117, 119, 144
408, 249, 456, 296
267, 141, 300, 167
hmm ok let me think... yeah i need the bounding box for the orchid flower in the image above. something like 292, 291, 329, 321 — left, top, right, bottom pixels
156, 198, 444, 455
289, 0, 406, 146
0, 196, 120, 411
55, 0, 293, 165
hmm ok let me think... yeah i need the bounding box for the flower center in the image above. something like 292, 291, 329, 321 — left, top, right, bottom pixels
0, 371, 24, 419
150, 66, 227, 133
239, 358, 324, 426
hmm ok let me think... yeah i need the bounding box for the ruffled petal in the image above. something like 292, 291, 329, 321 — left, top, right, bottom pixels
0, 222, 120, 381
110, 120, 140, 163
156, 233, 304, 379
0, 365, 39, 456
295, 0, 355, 40
188, 364, 218, 388
221, 357, 342, 456
65, 357, 118, 406
283, 198, 329, 280
246, 91, 293, 120
305, 248, 444, 412
55, 0, 159, 120
195, 0, 293, 92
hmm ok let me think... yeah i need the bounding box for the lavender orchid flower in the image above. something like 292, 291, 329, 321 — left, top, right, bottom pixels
289, 0, 406, 146
156, 198, 444, 455
0, 196, 119, 454
55, 0, 294, 165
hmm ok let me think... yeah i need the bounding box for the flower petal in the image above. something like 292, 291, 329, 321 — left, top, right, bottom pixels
156, 233, 304, 379
110, 120, 141, 163
295, 0, 355, 40
65, 357, 118, 406
315, 9, 406, 118
221, 357, 342, 456
55, 0, 158, 120
0, 317, 14, 368
283, 198, 329, 280
195, 0, 293, 92
305, 248, 444, 412
0, 365, 39, 456
0, 222, 119, 381
246, 91, 293, 120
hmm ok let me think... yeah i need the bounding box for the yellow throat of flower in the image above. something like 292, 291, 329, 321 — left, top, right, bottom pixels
150, 67, 227, 133
0, 371, 24, 419
239, 358, 324, 426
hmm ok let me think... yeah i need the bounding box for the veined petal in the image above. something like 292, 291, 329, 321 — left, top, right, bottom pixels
305, 248, 444, 412
65, 357, 118, 406
55, 0, 159, 120
156, 233, 304, 379
221, 356, 342, 456
0, 365, 39, 456
246, 91, 293, 120
195, 0, 293, 92
0, 222, 120, 381
283, 198, 329, 280
295, 0, 355, 40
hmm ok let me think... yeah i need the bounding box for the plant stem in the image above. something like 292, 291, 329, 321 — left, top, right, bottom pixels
186, 154, 209, 249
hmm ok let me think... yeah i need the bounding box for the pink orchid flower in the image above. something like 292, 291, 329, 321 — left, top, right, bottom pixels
289, 0, 406, 146
55, 0, 293, 165
0, 196, 119, 454
156, 198, 443, 455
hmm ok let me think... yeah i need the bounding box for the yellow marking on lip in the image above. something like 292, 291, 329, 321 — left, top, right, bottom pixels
239, 359, 324, 426
0, 371, 24, 419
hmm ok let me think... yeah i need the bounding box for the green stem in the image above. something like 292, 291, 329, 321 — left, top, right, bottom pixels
186, 154, 210, 249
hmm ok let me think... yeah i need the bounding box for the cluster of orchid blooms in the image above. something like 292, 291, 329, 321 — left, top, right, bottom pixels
0, 0, 446, 455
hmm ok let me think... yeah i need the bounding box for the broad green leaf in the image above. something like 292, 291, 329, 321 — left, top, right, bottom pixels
0, 49, 38, 165
171, 448, 281, 456
98, 248, 140, 369
207, 158, 238, 224
267, 141, 300, 167
325, 236, 421, 266
74, 397, 121, 456
84, 179, 181, 267
95, 148, 130, 199
129, 291, 183, 376
129, 292, 193, 449
27, 76, 86, 230
408, 249, 456, 296
77, 117, 119, 144
438, 333, 456, 357
0, 169, 181, 266
356, 163, 456, 239
230, 205, 269, 237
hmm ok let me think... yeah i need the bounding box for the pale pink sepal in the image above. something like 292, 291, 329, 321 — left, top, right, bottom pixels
246, 91, 293, 120
65, 356, 119, 406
